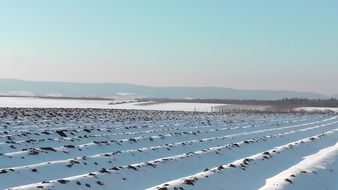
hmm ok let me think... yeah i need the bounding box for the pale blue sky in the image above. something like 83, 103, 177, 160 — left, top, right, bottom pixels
0, 0, 337, 95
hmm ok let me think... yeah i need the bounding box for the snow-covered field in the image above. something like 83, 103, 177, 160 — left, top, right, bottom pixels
0, 107, 337, 190
108, 101, 223, 112
0, 97, 222, 112
295, 107, 338, 113
2, 97, 337, 113
0, 97, 113, 109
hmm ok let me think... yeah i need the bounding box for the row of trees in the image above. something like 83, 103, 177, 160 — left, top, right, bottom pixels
141, 98, 338, 108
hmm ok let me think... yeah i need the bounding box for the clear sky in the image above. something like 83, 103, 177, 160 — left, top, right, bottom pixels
0, 0, 337, 95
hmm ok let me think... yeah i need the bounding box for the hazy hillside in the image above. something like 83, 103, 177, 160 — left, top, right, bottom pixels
0, 79, 327, 100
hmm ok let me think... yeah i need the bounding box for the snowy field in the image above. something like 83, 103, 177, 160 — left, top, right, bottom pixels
0, 108, 338, 190
108, 101, 223, 112
0, 97, 222, 112
1, 97, 337, 113
295, 107, 338, 113
0, 97, 113, 109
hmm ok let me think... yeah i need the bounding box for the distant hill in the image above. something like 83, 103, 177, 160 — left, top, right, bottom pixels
0, 79, 328, 100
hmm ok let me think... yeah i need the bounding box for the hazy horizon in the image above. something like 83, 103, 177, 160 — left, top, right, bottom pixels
1, 1, 337, 95
0, 78, 335, 98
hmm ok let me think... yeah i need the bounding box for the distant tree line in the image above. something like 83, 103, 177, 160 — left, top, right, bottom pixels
214, 108, 336, 114
139, 98, 338, 108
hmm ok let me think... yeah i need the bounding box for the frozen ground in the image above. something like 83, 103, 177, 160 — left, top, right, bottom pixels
0, 108, 337, 190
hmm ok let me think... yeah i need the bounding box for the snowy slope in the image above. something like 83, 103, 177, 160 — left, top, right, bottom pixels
260, 141, 338, 190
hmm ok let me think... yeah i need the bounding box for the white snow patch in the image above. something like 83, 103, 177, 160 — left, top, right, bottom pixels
108, 101, 224, 112
0, 97, 225, 112
0, 97, 112, 109
259, 142, 338, 190
116, 92, 134, 96
295, 107, 338, 113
